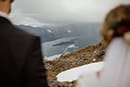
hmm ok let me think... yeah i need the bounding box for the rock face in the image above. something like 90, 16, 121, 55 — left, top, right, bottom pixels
44, 42, 106, 87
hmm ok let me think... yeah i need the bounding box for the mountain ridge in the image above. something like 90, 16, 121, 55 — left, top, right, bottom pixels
16, 23, 101, 43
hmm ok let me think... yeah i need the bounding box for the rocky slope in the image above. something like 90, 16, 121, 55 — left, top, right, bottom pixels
44, 42, 106, 87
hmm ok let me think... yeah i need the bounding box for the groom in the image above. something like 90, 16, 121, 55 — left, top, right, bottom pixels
0, 0, 48, 87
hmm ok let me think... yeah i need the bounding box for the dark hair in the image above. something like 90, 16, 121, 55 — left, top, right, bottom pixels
0, 0, 14, 3
10, 0, 14, 3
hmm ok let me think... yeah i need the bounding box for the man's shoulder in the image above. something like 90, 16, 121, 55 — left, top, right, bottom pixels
0, 17, 40, 43
14, 26, 37, 38
13, 26, 41, 43
0, 16, 32, 37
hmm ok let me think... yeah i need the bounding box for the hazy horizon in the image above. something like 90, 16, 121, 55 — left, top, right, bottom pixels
10, 0, 130, 26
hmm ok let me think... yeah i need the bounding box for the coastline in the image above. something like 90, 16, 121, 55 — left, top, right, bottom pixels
44, 42, 105, 87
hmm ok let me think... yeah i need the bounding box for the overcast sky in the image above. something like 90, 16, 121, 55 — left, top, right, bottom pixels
9, 0, 130, 26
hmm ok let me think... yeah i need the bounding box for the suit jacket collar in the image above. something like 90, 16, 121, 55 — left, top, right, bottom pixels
0, 11, 12, 24
0, 16, 12, 24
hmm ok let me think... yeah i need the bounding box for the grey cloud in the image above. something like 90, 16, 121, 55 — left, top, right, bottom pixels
10, 0, 130, 24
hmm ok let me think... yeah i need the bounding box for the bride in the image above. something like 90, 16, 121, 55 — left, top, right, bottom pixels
76, 4, 130, 87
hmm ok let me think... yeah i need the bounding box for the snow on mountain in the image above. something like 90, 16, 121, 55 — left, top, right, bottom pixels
47, 29, 53, 33
67, 44, 77, 48
67, 29, 72, 33
44, 54, 62, 61
17, 22, 100, 43
63, 44, 78, 54
56, 62, 104, 82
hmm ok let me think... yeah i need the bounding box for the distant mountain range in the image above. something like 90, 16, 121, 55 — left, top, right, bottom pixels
16, 23, 101, 43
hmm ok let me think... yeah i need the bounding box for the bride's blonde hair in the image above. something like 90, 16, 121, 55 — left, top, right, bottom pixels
101, 4, 130, 46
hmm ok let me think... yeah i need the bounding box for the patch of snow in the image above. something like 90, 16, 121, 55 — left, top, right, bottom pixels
47, 29, 53, 33
63, 44, 78, 54
56, 62, 104, 82
44, 54, 61, 61
67, 30, 72, 33
68, 44, 77, 48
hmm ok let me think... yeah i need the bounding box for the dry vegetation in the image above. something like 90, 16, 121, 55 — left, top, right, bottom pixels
44, 42, 106, 87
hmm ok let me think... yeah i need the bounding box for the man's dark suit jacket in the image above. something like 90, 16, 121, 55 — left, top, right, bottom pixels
0, 16, 48, 87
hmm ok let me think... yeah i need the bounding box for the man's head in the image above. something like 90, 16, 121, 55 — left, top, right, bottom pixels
0, 0, 14, 14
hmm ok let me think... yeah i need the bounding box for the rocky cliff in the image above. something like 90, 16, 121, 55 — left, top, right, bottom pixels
44, 42, 106, 87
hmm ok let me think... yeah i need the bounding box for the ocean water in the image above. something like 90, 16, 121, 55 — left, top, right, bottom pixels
42, 35, 101, 58
17, 23, 102, 58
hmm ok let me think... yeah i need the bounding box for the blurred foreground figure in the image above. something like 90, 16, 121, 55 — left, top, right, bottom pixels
98, 4, 130, 87
0, 0, 48, 87
76, 4, 130, 87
